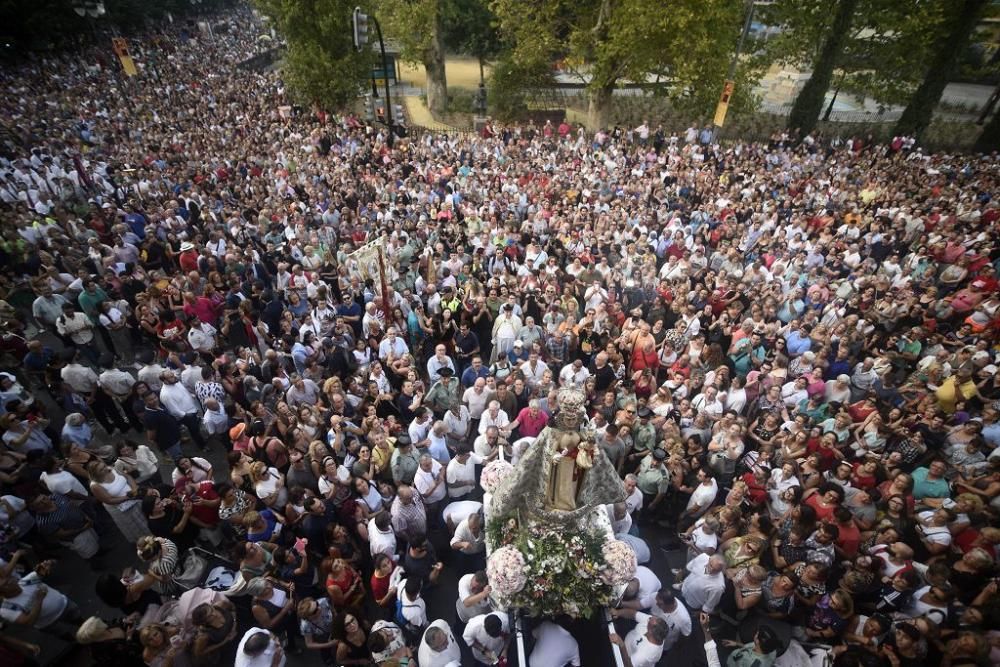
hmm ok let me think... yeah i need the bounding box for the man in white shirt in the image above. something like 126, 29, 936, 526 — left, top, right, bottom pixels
558, 359, 590, 388
610, 612, 668, 667
396, 577, 428, 639
446, 446, 482, 500
478, 401, 510, 435
462, 378, 493, 420
619, 565, 662, 611
367, 512, 397, 561
455, 570, 492, 625
418, 619, 462, 667
427, 344, 457, 383
187, 317, 218, 353
463, 611, 509, 665
235, 629, 285, 667
678, 553, 726, 613
378, 328, 409, 361
159, 370, 207, 449
414, 454, 447, 523
644, 589, 692, 651
529, 620, 580, 667
683, 468, 719, 523
449, 512, 486, 571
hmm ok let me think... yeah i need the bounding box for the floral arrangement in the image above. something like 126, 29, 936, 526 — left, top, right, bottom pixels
480, 459, 514, 493
486, 545, 528, 596
485, 516, 633, 618
601, 539, 638, 586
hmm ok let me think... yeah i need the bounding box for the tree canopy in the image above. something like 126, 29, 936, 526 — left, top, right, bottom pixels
253, 0, 372, 109
491, 0, 754, 130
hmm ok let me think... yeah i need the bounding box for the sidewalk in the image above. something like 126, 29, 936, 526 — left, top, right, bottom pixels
402, 95, 458, 131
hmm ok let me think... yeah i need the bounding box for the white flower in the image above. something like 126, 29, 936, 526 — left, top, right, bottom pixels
487, 546, 528, 595
600, 539, 638, 586
480, 459, 514, 493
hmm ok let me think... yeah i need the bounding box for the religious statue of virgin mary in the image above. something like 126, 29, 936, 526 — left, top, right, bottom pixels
490, 388, 625, 525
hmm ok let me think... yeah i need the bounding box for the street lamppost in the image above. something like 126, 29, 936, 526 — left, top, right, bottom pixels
353, 7, 395, 148
711, 0, 768, 140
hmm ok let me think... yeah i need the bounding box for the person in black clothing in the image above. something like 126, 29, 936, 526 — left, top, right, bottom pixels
141, 494, 198, 553
591, 351, 618, 393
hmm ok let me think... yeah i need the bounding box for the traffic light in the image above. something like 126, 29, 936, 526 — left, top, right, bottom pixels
376, 105, 385, 123
364, 97, 375, 121
352, 7, 369, 52
393, 104, 404, 124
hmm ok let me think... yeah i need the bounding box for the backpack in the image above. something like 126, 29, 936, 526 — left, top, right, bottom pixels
393, 595, 421, 635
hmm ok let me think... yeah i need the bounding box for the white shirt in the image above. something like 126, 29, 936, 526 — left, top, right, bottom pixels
623, 612, 665, 667
625, 486, 644, 514
159, 382, 200, 418
650, 602, 692, 650
462, 386, 493, 419
446, 454, 482, 498
40, 470, 89, 497
418, 619, 462, 667
368, 518, 397, 560
455, 572, 493, 623
203, 405, 230, 435
188, 323, 217, 352
529, 621, 580, 667
463, 612, 509, 664
443, 501, 482, 531
559, 364, 590, 388
680, 553, 725, 613
479, 409, 510, 435
686, 479, 718, 516
632, 565, 662, 610
617, 533, 651, 564
450, 516, 485, 555
0, 572, 68, 629
414, 460, 447, 504
396, 580, 428, 628
234, 629, 285, 667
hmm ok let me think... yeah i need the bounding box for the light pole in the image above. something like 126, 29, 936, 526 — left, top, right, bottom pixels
353, 7, 394, 147
711, 0, 762, 139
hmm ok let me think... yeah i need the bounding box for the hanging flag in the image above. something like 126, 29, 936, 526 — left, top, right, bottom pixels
111, 37, 138, 77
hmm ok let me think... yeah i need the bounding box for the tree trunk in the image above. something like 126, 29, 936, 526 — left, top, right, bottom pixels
974, 110, 1000, 153
424, 11, 448, 116
894, 0, 989, 141
586, 83, 614, 132
787, 0, 859, 136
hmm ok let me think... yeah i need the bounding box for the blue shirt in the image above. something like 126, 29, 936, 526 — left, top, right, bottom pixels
785, 330, 812, 356
461, 365, 489, 388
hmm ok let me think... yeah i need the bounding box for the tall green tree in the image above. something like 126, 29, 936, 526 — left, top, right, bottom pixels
441, 0, 502, 82
491, 0, 750, 131
894, 0, 990, 141
785, 0, 859, 134
759, 0, 948, 129
253, 0, 371, 109
378, 0, 448, 115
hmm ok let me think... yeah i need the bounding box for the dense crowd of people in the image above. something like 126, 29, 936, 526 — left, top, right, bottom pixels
0, 5, 999, 667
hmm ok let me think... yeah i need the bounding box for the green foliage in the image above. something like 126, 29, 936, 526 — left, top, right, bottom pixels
487, 55, 556, 120
895, 0, 991, 141
441, 0, 502, 63
253, 0, 372, 109
490, 0, 758, 129
758, 0, 950, 109
486, 515, 614, 619
377, 0, 448, 113
787, 0, 859, 134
